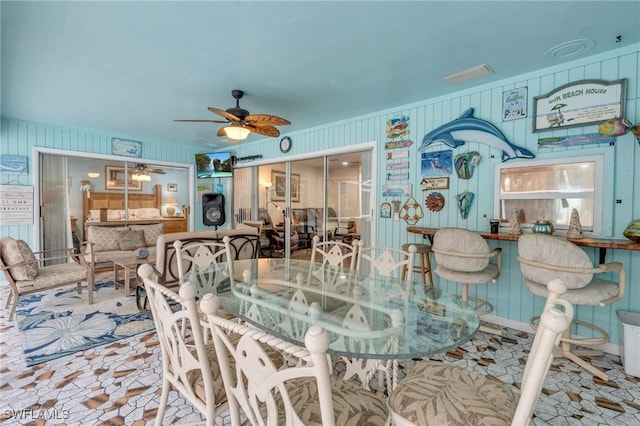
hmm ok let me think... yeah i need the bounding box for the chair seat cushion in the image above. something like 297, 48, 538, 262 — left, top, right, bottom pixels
282, 376, 388, 426
389, 360, 517, 426
435, 263, 499, 284
16, 262, 88, 292
189, 340, 240, 406
525, 277, 620, 305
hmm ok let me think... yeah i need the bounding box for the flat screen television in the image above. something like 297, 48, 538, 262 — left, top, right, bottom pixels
195, 152, 233, 178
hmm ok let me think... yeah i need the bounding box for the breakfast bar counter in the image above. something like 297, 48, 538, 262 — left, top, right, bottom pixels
407, 226, 640, 263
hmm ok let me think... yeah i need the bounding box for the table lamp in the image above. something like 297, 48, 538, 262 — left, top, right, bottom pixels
165, 197, 178, 216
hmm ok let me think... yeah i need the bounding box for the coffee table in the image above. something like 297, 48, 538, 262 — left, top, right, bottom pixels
113, 256, 155, 296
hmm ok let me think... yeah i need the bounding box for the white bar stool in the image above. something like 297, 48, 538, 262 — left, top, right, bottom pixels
401, 243, 435, 296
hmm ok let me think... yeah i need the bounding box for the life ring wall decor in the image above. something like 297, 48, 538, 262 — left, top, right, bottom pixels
425, 192, 445, 213
400, 196, 423, 225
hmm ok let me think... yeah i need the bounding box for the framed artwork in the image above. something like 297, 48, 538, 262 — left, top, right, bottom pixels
421, 177, 449, 190
503, 87, 527, 121
272, 171, 300, 202
105, 166, 142, 191
533, 79, 626, 132
421, 150, 452, 177
167, 183, 177, 192
0, 155, 28, 175
111, 137, 143, 158
382, 184, 412, 197
196, 183, 213, 201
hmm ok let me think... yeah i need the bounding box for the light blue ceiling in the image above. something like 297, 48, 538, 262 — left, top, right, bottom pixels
2, 1, 639, 150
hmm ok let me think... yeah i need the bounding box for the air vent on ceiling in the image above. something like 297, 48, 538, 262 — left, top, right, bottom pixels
442, 64, 494, 85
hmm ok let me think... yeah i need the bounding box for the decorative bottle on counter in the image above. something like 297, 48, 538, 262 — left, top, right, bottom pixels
532, 220, 554, 235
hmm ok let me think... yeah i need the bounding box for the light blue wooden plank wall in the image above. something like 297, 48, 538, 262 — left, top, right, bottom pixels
1, 44, 638, 346
230, 44, 640, 346
0, 119, 202, 246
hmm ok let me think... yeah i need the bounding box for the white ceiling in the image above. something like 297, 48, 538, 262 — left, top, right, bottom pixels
2, 1, 639, 150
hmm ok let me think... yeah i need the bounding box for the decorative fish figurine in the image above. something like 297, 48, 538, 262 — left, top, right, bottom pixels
598, 118, 632, 137
454, 151, 480, 179
632, 124, 640, 144
419, 108, 535, 162
455, 190, 474, 220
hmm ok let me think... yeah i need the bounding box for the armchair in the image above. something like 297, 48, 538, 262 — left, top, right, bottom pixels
1, 237, 95, 320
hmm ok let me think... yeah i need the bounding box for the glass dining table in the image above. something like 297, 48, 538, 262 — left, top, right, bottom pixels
184, 258, 479, 370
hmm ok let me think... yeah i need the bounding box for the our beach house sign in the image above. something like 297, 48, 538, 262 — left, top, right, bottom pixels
533, 79, 626, 132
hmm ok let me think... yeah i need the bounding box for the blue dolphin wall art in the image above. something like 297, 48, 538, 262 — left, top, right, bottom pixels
418, 108, 535, 162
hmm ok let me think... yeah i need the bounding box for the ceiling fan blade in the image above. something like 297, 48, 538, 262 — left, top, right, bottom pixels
245, 114, 291, 127
146, 169, 166, 174
208, 107, 241, 122
174, 119, 228, 123
246, 124, 280, 138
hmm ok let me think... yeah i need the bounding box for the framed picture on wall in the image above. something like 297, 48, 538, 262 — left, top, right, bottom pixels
272, 170, 300, 202
105, 166, 142, 191
533, 79, 626, 132
111, 138, 143, 158
167, 183, 177, 192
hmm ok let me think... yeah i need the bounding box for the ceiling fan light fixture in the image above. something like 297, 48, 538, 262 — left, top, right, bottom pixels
224, 125, 251, 141
132, 172, 151, 181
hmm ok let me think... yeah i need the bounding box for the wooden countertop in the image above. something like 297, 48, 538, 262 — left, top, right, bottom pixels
406, 226, 640, 251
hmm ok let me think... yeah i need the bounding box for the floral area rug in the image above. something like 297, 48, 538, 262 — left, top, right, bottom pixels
15, 281, 154, 366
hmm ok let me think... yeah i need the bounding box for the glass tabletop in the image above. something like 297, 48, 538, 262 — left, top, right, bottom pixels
184, 258, 479, 360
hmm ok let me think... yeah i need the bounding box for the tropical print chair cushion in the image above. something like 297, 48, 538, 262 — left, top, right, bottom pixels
274, 376, 388, 426
389, 360, 517, 426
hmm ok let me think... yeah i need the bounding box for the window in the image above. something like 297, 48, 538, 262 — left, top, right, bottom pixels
494, 155, 603, 234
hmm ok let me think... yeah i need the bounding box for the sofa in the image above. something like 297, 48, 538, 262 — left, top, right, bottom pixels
84, 223, 164, 270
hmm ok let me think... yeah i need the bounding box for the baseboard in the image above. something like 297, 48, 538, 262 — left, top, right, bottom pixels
483, 314, 621, 356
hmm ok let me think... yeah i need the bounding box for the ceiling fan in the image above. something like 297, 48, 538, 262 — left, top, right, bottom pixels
130, 163, 166, 175
174, 89, 290, 140
129, 164, 165, 181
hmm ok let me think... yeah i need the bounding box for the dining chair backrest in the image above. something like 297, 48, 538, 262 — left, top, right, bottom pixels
200, 294, 337, 426
174, 238, 233, 296
355, 242, 416, 280
307, 235, 358, 291
138, 264, 224, 425
226, 233, 260, 260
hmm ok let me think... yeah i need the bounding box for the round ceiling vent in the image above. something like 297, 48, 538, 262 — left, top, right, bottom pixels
543, 38, 596, 60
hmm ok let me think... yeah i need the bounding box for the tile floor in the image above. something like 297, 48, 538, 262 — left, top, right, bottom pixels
1, 273, 639, 425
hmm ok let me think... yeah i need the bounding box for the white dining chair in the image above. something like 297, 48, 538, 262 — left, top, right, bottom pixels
200, 293, 390, 426
307, 235, 359, 292
355, 242, 416, 280
138, 264, 227, 426
174, 237, 237, 296
389, 279, 574, 426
